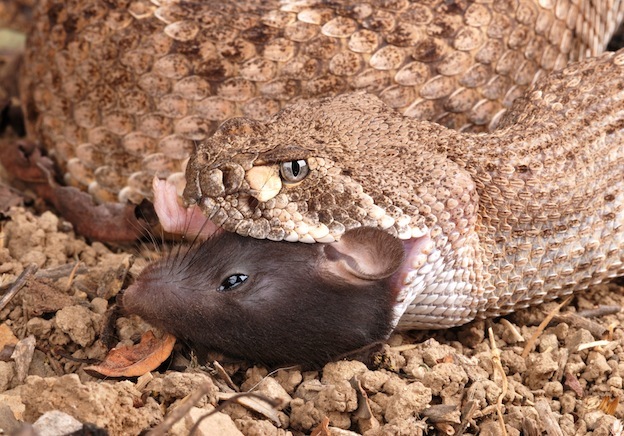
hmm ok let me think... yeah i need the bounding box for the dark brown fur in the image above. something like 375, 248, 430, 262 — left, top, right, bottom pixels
121, 227, 404, 367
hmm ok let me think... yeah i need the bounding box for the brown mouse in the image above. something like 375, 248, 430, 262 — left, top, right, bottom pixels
121, 227, 405, 367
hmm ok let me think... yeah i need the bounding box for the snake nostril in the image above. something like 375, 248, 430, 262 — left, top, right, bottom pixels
221, 163, 245, 194
200, 168, 226, 198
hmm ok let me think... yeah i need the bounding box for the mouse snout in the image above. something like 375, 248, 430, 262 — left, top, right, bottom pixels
119, 280, 162, 320
117, 283, 141, 315
120, 262, 183, 323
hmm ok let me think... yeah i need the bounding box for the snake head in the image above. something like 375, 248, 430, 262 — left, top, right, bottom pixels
184, 93, 472, 244
184, 94, 422, 242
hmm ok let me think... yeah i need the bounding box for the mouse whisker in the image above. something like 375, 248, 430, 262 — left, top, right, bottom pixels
172, 207, 212, 271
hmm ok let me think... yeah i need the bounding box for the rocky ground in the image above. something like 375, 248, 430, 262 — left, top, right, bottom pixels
0, 204, 623, 436
0, 21, 623, 436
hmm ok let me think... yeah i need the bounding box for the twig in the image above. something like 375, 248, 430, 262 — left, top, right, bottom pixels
64, 261, 82, 291
246, 364, 299, 393
577, 339, 611, 352
34, 262, 86, 280
534, 398, 564, 436
488, 327, 508, 436
522, 296, 573, 358
577, 306, 621, 318
147, 382, 280, 436
456, 400, 477, 435
472, 404, 499, 419
217, 392, 282, 426
550, 312, 606, 338
212, 360, 239, 392
0, 264, 37, 312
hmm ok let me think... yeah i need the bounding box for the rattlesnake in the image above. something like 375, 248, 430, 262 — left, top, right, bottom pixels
11, 0, 624, 328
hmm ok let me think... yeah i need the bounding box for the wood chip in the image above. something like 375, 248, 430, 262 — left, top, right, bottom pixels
534, 398, 564, 436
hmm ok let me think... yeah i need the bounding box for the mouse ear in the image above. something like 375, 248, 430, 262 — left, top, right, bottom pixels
322, 227, 405, 284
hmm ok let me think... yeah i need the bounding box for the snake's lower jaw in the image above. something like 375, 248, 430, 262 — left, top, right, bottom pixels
391, 236, 435, 288
389, 235, 435, 319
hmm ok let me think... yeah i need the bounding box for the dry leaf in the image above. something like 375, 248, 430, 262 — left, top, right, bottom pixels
310, 416, 331, 436
564, 372, 584, 397
350, 376, 379, 433
96, 254, 132, 300
600, 396, 619, 415
84, 331, 176, 378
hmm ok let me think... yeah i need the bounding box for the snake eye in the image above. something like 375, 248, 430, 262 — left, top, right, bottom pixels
218, 274, 248, 292
280, 159, 309, 184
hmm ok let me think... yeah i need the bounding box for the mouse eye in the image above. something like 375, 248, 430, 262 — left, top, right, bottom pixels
218, 274, 249, 292
280, 159, 309, 184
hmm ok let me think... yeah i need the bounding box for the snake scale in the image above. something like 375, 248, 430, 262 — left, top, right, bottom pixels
12, 0, 624, 328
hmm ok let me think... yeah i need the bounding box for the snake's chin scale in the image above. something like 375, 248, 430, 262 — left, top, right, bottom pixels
389, 235, 433, 327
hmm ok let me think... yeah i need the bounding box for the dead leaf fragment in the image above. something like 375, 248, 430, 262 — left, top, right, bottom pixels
310, 416, 330, 436
84, 331, 176, 378
564, 372, 584, 397
350, 376, 379, 433
599, 396, 619, 415
96, 254, 132, 299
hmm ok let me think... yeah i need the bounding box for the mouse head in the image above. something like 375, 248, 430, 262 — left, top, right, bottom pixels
121, 227, 405, 367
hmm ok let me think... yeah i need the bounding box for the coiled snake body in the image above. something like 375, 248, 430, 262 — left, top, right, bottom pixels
16, 0, 624, 328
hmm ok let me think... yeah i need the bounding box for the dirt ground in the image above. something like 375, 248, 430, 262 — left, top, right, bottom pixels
0, 21, 624, 436
0, 204, 623, 436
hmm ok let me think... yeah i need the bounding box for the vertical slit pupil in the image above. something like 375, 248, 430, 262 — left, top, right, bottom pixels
291, 160, 300, 177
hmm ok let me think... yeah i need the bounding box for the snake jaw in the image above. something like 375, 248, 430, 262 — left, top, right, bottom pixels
191, 150, 427, 243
